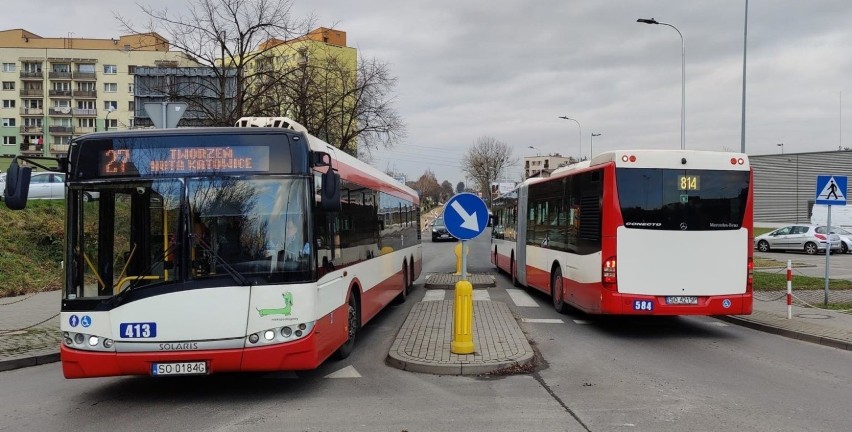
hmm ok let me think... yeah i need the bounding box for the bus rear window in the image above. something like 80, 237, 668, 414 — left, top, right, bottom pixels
616, 168, 749, 231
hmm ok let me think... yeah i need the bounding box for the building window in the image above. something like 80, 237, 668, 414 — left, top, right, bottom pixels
3, 136, 16, 145
78, 118, 96, 128
2, 118, 16, 127
2, 100, 14, 108
104, 83, 118, 93
2, 63, 15, 72
2, 82, 14, 90
107, 119, 118, 129
104, 101, 117, 110
77, 64, 96, 73
128, 101, 135, 111
128, 83, 134, 93
128, 65, 137, 74
104, 64, 118, 74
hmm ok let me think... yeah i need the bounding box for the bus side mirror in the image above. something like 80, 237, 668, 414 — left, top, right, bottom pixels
4, 160, 32, 210
320, 168, 341, 212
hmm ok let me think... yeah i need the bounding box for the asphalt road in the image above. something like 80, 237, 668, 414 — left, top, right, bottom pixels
1, 231, 851, 431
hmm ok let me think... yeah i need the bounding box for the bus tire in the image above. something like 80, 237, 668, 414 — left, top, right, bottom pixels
334, 290, 360, 360
511, 255, 520, 287
394, 264, 409, 304
551, 266, 568, 314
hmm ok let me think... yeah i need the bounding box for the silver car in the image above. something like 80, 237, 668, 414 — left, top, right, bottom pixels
817, 226, 852, 254
754, 224, 842, 255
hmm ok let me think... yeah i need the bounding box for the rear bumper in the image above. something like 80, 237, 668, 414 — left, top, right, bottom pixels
60, 331, 323, 379
600, 292, 753, 316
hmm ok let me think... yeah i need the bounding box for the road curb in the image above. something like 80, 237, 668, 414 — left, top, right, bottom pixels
716, 315, 852, 351
0, 351, 60, 372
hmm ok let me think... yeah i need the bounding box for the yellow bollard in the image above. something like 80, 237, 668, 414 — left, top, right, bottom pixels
451, 279, 475, 354
453, 242, 468, 275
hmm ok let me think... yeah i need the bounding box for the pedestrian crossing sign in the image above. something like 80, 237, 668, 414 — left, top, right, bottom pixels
816, 175, 847, 205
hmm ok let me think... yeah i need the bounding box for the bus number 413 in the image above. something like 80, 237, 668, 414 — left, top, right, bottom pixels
120, 322, 157, 338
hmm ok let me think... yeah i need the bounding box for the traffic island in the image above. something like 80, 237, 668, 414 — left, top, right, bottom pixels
423, 273, 495, 289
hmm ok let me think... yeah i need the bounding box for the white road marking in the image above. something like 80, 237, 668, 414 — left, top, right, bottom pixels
422, 290, 446, 301
324, 365, 362, 379
473, 289, 490, 301
521, 318, 565, 324
573, 320, 590, 325
506, 289, 539, 307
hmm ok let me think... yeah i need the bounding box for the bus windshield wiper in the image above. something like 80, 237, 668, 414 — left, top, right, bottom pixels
192, 236, 252, 287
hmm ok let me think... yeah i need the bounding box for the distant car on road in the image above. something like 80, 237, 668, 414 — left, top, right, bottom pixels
431, 217, 456, 242
754, 224, 841, 255
817, 226, 852, 254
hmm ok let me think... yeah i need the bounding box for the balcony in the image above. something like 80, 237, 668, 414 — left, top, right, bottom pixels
20, 108, 44, 116
74, 90, 97, 99
19, 126, 44, 134
19, 143, 44, 154
20, 71, 43, 80
49, 126, 73, 134
48, 108, 72, 116
48, 90, 72, 98
49, 71, 72, 79
19, 89, 44, 97
75, 127, 95, 134
50, 144, 70, 153
73, 72, 96, 80
73, 108, 97, 116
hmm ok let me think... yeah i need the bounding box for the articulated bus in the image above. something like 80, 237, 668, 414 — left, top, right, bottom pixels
3, 117, 421, 378
491, 149, 753, 316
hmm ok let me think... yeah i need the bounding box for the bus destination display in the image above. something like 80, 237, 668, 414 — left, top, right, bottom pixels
99, 146, 271, 176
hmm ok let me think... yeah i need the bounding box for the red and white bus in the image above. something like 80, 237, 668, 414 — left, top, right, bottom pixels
4, 117, 421, 378
491, 149, 753, 315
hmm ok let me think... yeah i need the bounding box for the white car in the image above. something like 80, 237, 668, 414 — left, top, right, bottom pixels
817, 226, 852, 254
754, 224, 842, 255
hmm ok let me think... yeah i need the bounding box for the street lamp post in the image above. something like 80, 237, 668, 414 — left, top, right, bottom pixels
590, 133, 601, 158
528, 145, 541, 156
558, 116, 582, 161
104, 106, 116, 131
777, 143, 784, 154
741, 0, 749, 153
637, 17, 685, 150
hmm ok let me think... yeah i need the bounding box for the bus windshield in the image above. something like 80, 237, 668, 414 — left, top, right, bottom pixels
67, 176, 312, 300
616, 168, 749, 231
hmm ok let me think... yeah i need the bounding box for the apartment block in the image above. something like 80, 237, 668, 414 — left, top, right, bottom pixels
0, 28, 197, 160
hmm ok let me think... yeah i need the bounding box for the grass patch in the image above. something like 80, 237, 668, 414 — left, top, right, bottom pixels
754, 271, 852, 291
754, 227, 775, 237
0, 200, 65, 297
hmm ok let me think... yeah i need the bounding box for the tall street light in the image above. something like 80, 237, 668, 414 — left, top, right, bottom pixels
528, 145, 541, 156
637, 17, 685, 150
104, 106, 116, 131
590, 133, 601, 158
558, 116, 582, 161
528, 146, 541, 177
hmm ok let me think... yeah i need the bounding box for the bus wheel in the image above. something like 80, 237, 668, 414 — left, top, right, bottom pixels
551, 267, 568, 314
394, 264, 409, 304
334, 291, 360, 360
511, 256, 520, 287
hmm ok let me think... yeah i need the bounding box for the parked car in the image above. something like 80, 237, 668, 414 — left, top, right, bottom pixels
431, 217, 456, 242
0, 171, 97, 202
754, 224, 842, 255
817, 226, 852, 254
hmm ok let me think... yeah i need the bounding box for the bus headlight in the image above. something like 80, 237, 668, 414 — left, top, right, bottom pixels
88, 336, 99, 346
246, 321, 316, 347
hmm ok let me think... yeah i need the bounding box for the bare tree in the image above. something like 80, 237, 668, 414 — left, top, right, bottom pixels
116, 0, 313, 126
461, 136, 518, 207
455, 181, 465, 194
117, 0, 405, 155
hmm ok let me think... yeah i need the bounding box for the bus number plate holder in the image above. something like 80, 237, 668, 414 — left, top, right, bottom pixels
152, 361, 208, 376
666, 296, 698, 305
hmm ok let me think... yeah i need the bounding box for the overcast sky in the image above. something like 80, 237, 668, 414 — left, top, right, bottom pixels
6, 1, 852, 187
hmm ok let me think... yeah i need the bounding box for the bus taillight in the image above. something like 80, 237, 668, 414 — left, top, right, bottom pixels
746, 257, 754, 292
603, 257, 617, 288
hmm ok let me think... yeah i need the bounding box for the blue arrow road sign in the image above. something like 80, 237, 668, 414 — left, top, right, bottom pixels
443, 193, 489, 240
816, 175, 847, 206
